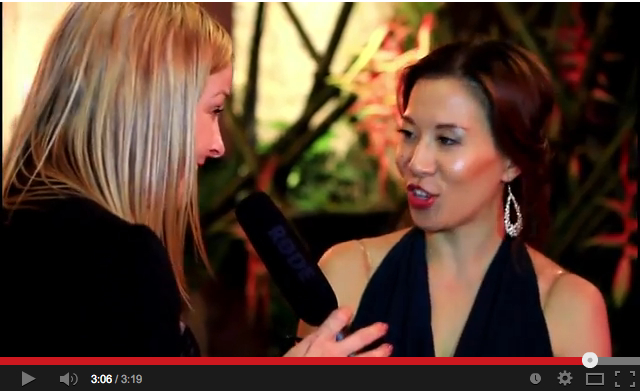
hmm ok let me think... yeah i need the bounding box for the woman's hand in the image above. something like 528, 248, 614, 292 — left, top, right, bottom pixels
284, 307, 392, 357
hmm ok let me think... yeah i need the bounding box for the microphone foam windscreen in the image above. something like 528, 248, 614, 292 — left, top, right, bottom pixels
235, 191, 338, 327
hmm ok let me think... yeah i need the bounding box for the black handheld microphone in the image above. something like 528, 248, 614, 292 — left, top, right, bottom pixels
234, 191, 339, 328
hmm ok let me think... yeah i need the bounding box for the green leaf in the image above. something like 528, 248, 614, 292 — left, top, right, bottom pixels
307, 130, 334, 155
583, 233, 628, 248
287, 169, 301, 188
268, 120, 292, 132
612, 254, 632, 308
599, 198, 628, 217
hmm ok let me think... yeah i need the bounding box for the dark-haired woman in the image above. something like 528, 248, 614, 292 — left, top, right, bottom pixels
298, 40, 611, 357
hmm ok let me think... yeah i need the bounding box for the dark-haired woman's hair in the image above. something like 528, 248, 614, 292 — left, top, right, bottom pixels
398, 40, 554, 249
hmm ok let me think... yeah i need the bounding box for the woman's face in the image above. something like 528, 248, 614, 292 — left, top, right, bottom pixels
395, 77, 518, 233
195, 65, 233, 166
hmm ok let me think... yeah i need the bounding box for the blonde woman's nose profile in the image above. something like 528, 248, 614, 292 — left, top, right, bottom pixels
209, 140, 225, 158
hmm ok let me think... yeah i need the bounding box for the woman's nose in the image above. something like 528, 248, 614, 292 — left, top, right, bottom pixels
209, 143, 225, 158
408, 142, 436, 177
209, 128, 225, 158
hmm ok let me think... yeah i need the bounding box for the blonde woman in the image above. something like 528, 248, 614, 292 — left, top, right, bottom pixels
2, 3, 390, 358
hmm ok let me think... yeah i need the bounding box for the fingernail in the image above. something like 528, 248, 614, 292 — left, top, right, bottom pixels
379, 323, 389, 332
385, 344, 393, 352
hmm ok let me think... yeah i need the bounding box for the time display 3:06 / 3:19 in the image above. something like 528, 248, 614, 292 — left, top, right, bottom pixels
90, 374, 142, 384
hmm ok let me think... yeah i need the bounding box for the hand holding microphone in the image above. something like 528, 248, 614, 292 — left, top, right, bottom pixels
284, 307, 392, 357
235, 191, 391, 357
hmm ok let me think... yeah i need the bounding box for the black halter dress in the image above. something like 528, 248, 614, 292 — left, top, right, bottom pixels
350, 227, 553, 357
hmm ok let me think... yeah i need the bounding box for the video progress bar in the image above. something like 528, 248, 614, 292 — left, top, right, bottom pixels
598, 357, 640, 365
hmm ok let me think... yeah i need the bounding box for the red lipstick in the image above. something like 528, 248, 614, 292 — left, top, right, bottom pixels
407, 184, 437, 210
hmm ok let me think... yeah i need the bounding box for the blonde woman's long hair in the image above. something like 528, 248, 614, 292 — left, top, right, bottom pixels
2, 3, 232, 306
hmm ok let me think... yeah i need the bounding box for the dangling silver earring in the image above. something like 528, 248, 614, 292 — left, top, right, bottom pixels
504, 184, 523, 237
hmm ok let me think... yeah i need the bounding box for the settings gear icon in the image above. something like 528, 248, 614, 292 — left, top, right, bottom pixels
558, 370, 573, 386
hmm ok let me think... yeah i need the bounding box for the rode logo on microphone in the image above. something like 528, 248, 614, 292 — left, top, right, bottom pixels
267, 224, 315, 281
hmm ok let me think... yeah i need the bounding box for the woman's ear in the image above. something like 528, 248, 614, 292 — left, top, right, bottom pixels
501, 158, 521, 183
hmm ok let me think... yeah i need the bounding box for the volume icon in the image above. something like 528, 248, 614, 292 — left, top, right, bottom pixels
60, 372, 78, 386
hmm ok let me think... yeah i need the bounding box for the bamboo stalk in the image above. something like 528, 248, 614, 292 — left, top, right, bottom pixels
281, 94, 358, 167
266, 86, 340, 157
199, 2, 357, 221
264, 3, 355, 163
241, 2, 266, 145
281, 2, 320, 63
273, 93, 358, 196
309, 2, 354, 96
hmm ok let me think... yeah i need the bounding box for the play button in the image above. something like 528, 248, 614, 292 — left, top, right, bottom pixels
22, 372, 35, 387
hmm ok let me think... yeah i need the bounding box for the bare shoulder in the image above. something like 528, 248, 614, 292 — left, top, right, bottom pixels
319, 228, 412, 279
357, 228, 412, 271
297, 229, 411, 337
527, 246, 612, 357
526, 246, 567, 303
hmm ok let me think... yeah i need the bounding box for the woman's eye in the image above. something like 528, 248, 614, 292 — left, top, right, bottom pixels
438, 136, 458, 146
398, 129, 413, 139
